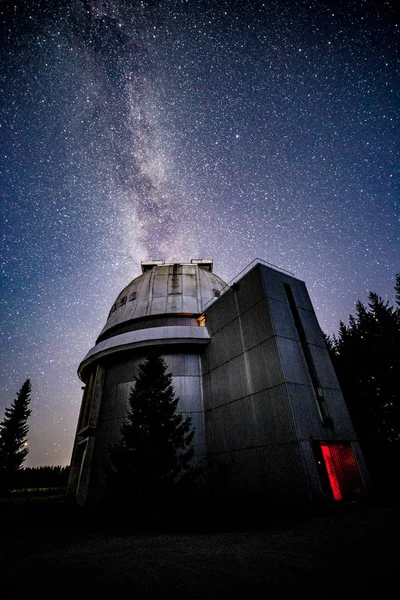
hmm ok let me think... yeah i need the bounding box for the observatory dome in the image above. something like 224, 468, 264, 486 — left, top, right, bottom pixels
78, 259, 227, 378
97, 260, 227, 342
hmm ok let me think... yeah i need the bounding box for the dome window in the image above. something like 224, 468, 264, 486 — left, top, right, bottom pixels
120, 296, 127, 306
129, 292, 137, 302
110, 303, 117, 314
212, 288, 221, 298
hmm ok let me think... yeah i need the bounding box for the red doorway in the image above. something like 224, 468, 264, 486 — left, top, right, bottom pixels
318, 442, 364, 501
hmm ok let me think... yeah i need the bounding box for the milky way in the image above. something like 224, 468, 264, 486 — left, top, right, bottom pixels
1, 0, 398, 466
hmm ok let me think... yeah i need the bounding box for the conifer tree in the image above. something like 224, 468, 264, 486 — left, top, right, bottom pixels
330, 283, 399, 445
0, 379, 32, 494
327, 276, 400, 488
109, 354, 194, 509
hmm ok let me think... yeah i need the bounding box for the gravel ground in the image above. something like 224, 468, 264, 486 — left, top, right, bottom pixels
1, 502, 398, 599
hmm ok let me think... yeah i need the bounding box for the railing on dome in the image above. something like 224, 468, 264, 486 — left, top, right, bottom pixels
202, 258, 295, 312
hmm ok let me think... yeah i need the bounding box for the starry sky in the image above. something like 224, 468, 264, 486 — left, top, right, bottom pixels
1, 0, 398, 467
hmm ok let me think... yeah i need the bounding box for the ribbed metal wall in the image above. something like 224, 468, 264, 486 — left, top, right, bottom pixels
202, 265, 311, 502
99, 264, 226, 338
85, 350, 205, 504
202, 263, 369, 503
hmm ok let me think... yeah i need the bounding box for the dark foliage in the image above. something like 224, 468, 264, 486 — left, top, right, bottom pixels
13, 465, 70, 490
107, 353, 195, 513
0, 379, 32, 494
327, 275, 400, 492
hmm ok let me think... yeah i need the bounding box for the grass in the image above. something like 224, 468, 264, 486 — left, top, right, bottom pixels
0, 497, 398, 599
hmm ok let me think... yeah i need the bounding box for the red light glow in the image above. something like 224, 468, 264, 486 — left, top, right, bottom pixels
321, 444, 342, 501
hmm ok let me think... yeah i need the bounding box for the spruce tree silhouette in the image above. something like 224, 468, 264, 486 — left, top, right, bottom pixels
327, 275, 400, 491
108, 354, 194, 512
0, 379, 31, 494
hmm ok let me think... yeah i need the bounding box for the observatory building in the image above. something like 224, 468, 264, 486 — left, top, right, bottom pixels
67, 259, 369, 505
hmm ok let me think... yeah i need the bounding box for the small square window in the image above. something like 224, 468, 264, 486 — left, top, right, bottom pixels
129, 291, 137, 302
110, 303, 117, 314
212, 288, 221, 298
120, 296, 127, 306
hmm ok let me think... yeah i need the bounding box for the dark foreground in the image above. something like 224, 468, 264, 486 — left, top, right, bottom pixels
1, 500, 398, 599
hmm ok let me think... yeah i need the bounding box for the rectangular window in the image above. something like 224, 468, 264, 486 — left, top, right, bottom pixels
129, 291, 137, 302
198, 315, 206, 327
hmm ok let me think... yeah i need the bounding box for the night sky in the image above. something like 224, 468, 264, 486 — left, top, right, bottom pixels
1, 0, 398, 467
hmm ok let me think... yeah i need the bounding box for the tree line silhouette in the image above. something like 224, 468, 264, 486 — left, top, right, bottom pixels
326, 274, 400, 496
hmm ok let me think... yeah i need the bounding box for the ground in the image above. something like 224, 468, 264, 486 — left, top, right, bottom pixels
1, 499, 398, 599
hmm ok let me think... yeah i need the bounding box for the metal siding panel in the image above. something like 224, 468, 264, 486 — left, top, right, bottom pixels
153, 272, 168, 298
260, 268, 288, 303
240, 298, 274, 349
206, 317, 243, 369
166, 294, 183, 313
205, 385, 295, 454
172, 376, 203, 413
261, 443, 310, 502
276, 336, 310, 385
167, 268, 182, 296
209, 444, 310, 502
286, 382, 327, 439
162, 353, 185, 375
187, 411, 205, 448
98, 380, 132, 423
204, 288, 237, 334
181, 296, 198, 313
297, 307, 326, 347
150, 296, 168, 314
81, 327, 210, 371
202, 371, 212, 410
172, 373, 204, 454
351, 442, 371, 488
228, 352, 255, 399
267, 297, 297, 339
168, 353, 201, 377
236, 267, 264, 314
205, 336, 285, 411
259, 266, 313, 312
76, 437, 95, 505
309, 344, 342, 389
132, 300, 148, 318
208, 361, 231, 409
181, 271, 197, 297
299, 440, 325, 501
291, 280, 314, 311
286, 382, 356, 440
247, 339, 285, 391
100, 263, 227, 337
322, 388, 356, 437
